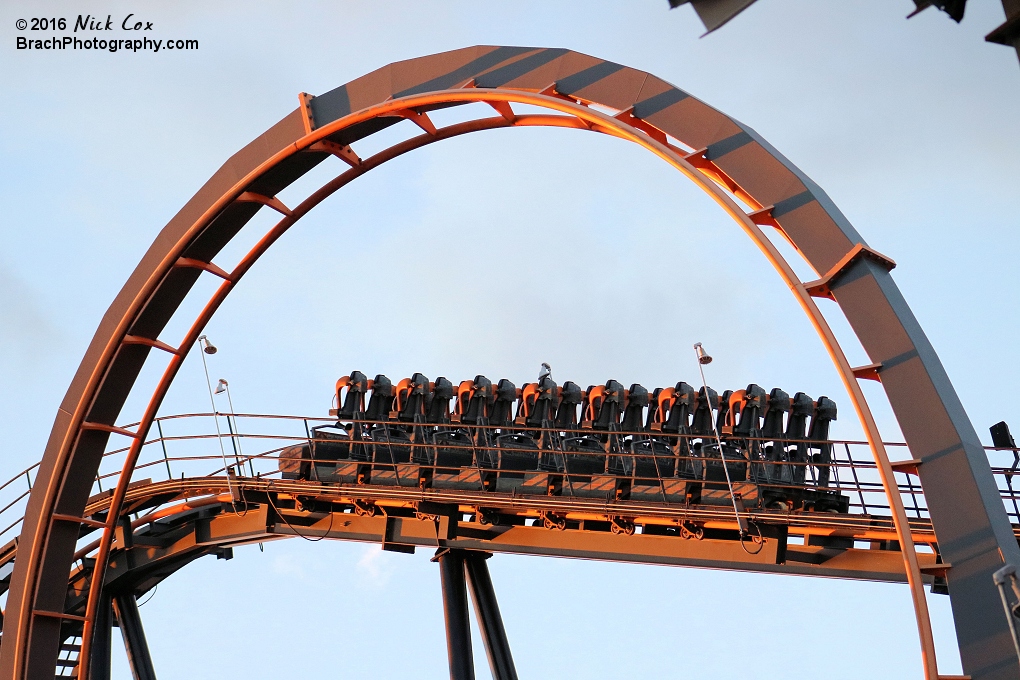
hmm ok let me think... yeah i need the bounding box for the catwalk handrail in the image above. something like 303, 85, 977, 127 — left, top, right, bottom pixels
0, 412, 1017, 549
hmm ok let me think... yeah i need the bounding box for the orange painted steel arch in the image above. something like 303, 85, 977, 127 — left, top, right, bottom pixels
22, 89, 937, 680
3, 46, 1013, 680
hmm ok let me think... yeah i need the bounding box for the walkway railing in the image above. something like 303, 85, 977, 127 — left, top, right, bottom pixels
0, 412, 1016, 554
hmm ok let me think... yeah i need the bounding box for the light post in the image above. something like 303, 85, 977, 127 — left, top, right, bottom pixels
196, 335, 235, 486
692, 342, 749, 537
215, 378, 248, 474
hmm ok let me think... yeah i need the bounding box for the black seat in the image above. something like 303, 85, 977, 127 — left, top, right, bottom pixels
395, 373, 430, 422
734, 384, 767, 480
336, 371, 369, 420
537, 380, 580, 472
354, 375, 393, 462
761, 388, 791, 484
563, 383, 614, 475
715, 389, 733, 437
691, 386, 718, 437
279, 443, 311, 480
426, 377, 454, 423
496, 433, 540, 471
554, 381, 583, 429
308, 424, 350, 481
733, 384, 767, 437
453, 376, 492, 470
702, 441, 748, 485
784, 392, 813, 485
311, 425, 350, 461
631, 439, 674, 480
593, 380, 625, 430
563, 436, 606, 475
522, 375, 558, 429
371, 425, 412, 465
490, 379, 517, 428
601, 381, 632, 474
365, 374, 393, 422
459, 375, 493, 425
808, 396, 837, 486
432, 429, 475, 471
621, 384, 648, 433
622, 384, 651, 478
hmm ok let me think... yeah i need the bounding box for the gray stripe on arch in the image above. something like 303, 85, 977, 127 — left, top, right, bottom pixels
394, 45, 536, 98
475, 48, 570, 88
555, 61, 626, 96
705, 131, 752, 160
633, 88, 689, 118
310, 85, 350, 128
731, 117, 865, 246
771, 190, 814, 218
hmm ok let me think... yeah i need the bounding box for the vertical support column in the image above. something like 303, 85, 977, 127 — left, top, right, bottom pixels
88, 594, 113, 680
437, 549, 474, 680
464, 553, 518, 680
112, 593, 157, 680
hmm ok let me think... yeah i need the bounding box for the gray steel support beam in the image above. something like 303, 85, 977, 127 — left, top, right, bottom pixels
438, 550, 474, 680
112, 594, 156, 680
834, 257, 1020, 680
464, 553, 518, 680
88, 595, 112, 680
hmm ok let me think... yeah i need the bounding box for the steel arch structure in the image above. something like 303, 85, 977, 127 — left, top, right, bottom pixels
0, 46, 1014, 680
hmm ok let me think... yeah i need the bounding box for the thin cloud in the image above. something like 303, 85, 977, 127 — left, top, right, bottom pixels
356, 544, 396, 588
0, 263, 60, 367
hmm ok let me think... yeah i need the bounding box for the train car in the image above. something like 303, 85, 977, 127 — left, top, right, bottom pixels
284, 370, 850, 514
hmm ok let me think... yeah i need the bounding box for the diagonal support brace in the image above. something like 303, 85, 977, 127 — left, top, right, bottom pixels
464, 552, 519, 680
89, 594, 113, 680
112, 593, 157, 680
435, 549, 474, 680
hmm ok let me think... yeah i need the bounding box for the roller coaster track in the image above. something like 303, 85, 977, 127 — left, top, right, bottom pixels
2, 46, 1016, 680
0, 411, 1019, 678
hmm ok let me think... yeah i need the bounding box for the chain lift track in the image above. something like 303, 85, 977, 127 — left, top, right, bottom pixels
0, 47, 1014, 680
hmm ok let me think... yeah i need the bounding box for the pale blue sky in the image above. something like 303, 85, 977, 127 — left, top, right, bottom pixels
1, 1, 1019, 678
